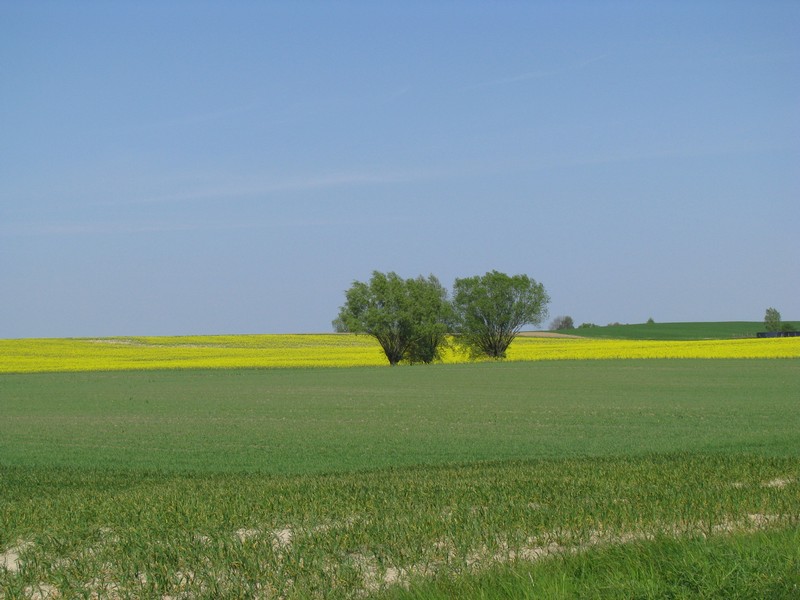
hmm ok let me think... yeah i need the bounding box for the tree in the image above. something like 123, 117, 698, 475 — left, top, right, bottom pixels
405, 275, 452, 364
549, 315, 574, 331
452, 271, 550, 359
764, 307, 782, 332
334, 271, 413, 365
334, 271, 451, 365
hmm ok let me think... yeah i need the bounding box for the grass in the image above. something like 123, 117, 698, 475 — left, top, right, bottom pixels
1, 456, 798, 598
1, 360, 799, 473
381, 527, 800, 599
1, 359, 799, 597
558, 320, 800, 340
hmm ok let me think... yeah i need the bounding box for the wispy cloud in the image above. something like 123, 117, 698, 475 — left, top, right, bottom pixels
465, 53, 610, 91
388, 86, 412, 101
463, 70, 549, 91
0, 220, 261, 237
101, 168, 446, 207
1, 211, 417, 238
575, 53, 610, 69
143, 102, 265, 130
1, 168, 433, 236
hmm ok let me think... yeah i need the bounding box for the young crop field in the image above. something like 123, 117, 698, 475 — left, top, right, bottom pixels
1, 344, 799, 597
556, 320, 800, 340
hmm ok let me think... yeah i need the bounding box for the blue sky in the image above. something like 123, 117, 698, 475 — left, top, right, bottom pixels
2, 1, 798, 337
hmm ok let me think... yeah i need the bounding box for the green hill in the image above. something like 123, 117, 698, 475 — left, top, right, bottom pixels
552, 321, 799, 340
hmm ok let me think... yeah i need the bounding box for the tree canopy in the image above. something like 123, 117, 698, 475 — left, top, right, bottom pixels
764, 307, 782, 332
334, 272, 451, 365
452, 271, 550, 358
335, 270, 549, 364
404, 275, 452, 364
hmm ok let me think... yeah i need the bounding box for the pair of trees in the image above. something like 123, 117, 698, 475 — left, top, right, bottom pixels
334, 270, 550, 365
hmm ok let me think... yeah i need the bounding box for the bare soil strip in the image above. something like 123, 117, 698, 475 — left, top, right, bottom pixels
2, 511, 795, 599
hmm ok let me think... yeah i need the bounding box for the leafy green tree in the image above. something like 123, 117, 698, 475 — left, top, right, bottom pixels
334, 272, 451, 365
764, 307, 782, 332
405, 275, 453, 364
452, 271, 549, 358
334, 271, 412, 365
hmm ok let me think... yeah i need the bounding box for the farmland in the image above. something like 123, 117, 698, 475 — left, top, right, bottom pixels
1, 336, 799, 597
555, 320, 800, 340
1, 332, 798, 373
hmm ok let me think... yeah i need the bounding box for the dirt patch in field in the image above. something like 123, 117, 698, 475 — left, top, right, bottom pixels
1, 540, 32, 573
763, 477, 794, 489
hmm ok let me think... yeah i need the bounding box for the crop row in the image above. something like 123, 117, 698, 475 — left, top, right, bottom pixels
1, 456, 797, 598
1, 335, 798, 373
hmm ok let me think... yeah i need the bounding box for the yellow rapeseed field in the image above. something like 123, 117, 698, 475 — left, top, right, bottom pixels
0, 335, 385, 373
0, 334, 797, 374
505, 336, 800, 361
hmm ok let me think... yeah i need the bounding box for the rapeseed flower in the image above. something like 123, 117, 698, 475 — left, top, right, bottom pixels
0, 334, 797, 374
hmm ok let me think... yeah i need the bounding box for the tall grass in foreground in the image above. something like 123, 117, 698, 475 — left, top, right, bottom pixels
383, 528, 800, 599
1, 456, 798, 598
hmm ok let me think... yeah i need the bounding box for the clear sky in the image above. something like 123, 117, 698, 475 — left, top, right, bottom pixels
2, 1, 798, 338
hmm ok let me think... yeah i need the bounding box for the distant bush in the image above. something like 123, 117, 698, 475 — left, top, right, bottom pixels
647, 317, 655, 325
578, 323, 597, 329
550, 315, 574, 330
764, 307, 782, 332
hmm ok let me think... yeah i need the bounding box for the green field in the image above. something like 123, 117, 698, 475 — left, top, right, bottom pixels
556, 320, 800, 340
1, 361, 799, 473
2, 360, 799, 598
